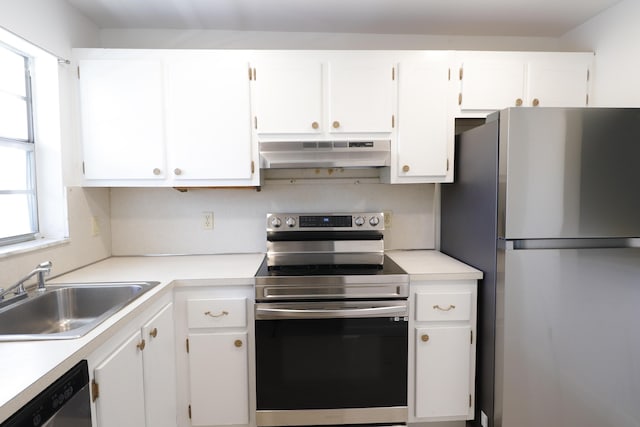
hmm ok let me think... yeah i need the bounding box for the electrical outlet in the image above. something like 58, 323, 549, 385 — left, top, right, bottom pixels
481, 410, 489, 427
91, 216, 100, 236
383, 211, 392, 228
202, 212, 214, 230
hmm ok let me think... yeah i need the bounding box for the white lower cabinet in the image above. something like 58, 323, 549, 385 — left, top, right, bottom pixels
409, 281, 477, 423
188, 332, 249, 426
415, 325, 472, 418
91, 300, 177, 427
174, 286, 254, 427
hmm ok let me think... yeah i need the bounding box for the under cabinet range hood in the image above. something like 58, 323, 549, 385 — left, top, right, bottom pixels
259, 140, 391, 169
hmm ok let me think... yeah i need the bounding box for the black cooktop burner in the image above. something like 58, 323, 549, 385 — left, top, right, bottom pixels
254, 255, 407, 277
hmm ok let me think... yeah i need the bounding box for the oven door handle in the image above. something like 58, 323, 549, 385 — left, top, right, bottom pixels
255, 305, 408, 319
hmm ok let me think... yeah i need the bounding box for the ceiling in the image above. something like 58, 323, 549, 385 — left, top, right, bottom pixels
65, 0, 622, 37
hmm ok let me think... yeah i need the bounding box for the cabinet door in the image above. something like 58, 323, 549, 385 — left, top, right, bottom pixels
526, 56, 591, 107
329, 59, 395, 133
94, 331, 146, 427
188, 332, 249, 426
396, 55, 452, 181
415, 326, 471, 419
252, 59, 324, 135
141, 303, 176, 427
166, 56, 253, 181
459, 58, 525, 110
78, 59, 166, 180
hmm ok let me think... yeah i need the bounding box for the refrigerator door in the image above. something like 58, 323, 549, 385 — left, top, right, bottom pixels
499, 108, 640, 240
497, 247, 640, 427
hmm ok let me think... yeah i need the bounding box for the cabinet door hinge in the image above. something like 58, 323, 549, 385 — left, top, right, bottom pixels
251, 160, 255, 174
469, 394, 472, 408
188, 404, 192, 419
446, 158, 450, 171
392, 67, 395, 81
186, 338, 190, 353
91, 379, 99, 402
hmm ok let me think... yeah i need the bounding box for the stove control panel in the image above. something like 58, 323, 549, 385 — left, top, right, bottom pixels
267, 213, 384, 231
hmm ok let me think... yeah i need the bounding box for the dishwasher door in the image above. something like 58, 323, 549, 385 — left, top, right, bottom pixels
2, 360, 91, 427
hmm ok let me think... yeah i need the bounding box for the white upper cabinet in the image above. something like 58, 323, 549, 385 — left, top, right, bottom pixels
251, 57, 324, 135
75, 49, 258, 187
456, 51, 593, 114
165, 55, 254, 183
457, 55, 526, 111
391, 52, 454, 183
251, 52, 396, 139
328, 57, 395, 134
526, 54, 592, 108
78, 57, 166, 181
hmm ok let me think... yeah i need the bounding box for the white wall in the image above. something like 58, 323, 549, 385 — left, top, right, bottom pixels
561, 0, 640, 106
111, 183, 436, 255
0, 0, 110, 285
100, 28, 564, 51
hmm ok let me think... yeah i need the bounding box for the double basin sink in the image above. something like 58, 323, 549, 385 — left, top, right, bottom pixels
0, 281, 159, 341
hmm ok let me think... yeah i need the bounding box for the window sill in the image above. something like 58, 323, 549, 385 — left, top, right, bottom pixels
0, 237, 70, 259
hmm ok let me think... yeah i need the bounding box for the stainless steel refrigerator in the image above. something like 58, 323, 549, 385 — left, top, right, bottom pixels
441, 108, 640, 427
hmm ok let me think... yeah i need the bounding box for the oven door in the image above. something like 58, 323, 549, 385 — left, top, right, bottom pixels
255, 300, 408, 427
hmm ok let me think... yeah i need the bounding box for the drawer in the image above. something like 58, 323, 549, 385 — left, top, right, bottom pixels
187, 298, 247, 329
415, 291, 471, 322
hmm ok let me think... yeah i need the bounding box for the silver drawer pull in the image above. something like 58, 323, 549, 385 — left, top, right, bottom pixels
204, 310, 229, 318
433, 304, 456, 311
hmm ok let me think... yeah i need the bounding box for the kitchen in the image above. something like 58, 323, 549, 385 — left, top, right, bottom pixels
1, 0, 639, 426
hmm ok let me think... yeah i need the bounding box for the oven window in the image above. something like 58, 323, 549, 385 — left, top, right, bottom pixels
256, 317, 407, 410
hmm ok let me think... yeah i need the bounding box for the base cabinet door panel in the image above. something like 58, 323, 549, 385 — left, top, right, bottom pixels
94, 331, 146, 427
141, 302, 177, 427
188, 332, 249, 426
415, 325, 472, 419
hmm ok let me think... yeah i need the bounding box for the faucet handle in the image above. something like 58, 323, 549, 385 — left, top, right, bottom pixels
38, 261, 52, 271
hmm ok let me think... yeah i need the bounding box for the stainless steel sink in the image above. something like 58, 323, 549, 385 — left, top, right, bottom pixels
0, 281, 159, 341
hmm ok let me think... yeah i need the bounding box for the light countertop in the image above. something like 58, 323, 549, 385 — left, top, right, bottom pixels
0, 250, 479, 422
388, 250, 483, 280
0, 253, 264, 423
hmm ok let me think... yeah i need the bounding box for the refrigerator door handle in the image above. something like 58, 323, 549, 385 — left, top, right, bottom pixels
507, 238, 640, 250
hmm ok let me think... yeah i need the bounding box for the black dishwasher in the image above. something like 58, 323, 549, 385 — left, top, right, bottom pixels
1, 360, 91, 427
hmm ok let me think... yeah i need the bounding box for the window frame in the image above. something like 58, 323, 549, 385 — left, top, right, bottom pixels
0, 42, 39, 247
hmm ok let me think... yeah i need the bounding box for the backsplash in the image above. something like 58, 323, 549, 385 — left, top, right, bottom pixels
110, 182, 436, 255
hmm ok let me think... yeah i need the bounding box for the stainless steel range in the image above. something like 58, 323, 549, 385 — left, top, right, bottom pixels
254, 213, 409, 427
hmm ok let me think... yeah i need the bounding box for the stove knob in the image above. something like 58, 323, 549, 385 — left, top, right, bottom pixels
285, 217, 297, 228
354, 216, 365, 226
369, 216, 380, 227
270, 217, 282, 228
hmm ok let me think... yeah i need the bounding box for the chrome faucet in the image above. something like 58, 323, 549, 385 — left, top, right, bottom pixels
0, 261, 52, 301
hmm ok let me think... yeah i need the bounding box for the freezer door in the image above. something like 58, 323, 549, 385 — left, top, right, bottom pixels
496, 247, 640, 427
499, 108, 640, 239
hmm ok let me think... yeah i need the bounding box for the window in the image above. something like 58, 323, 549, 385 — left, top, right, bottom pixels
0, 43, 37, 246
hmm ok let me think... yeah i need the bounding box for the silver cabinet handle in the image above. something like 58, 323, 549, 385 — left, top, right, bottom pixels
433, 304, 456, 311
204, 310, 229, 318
